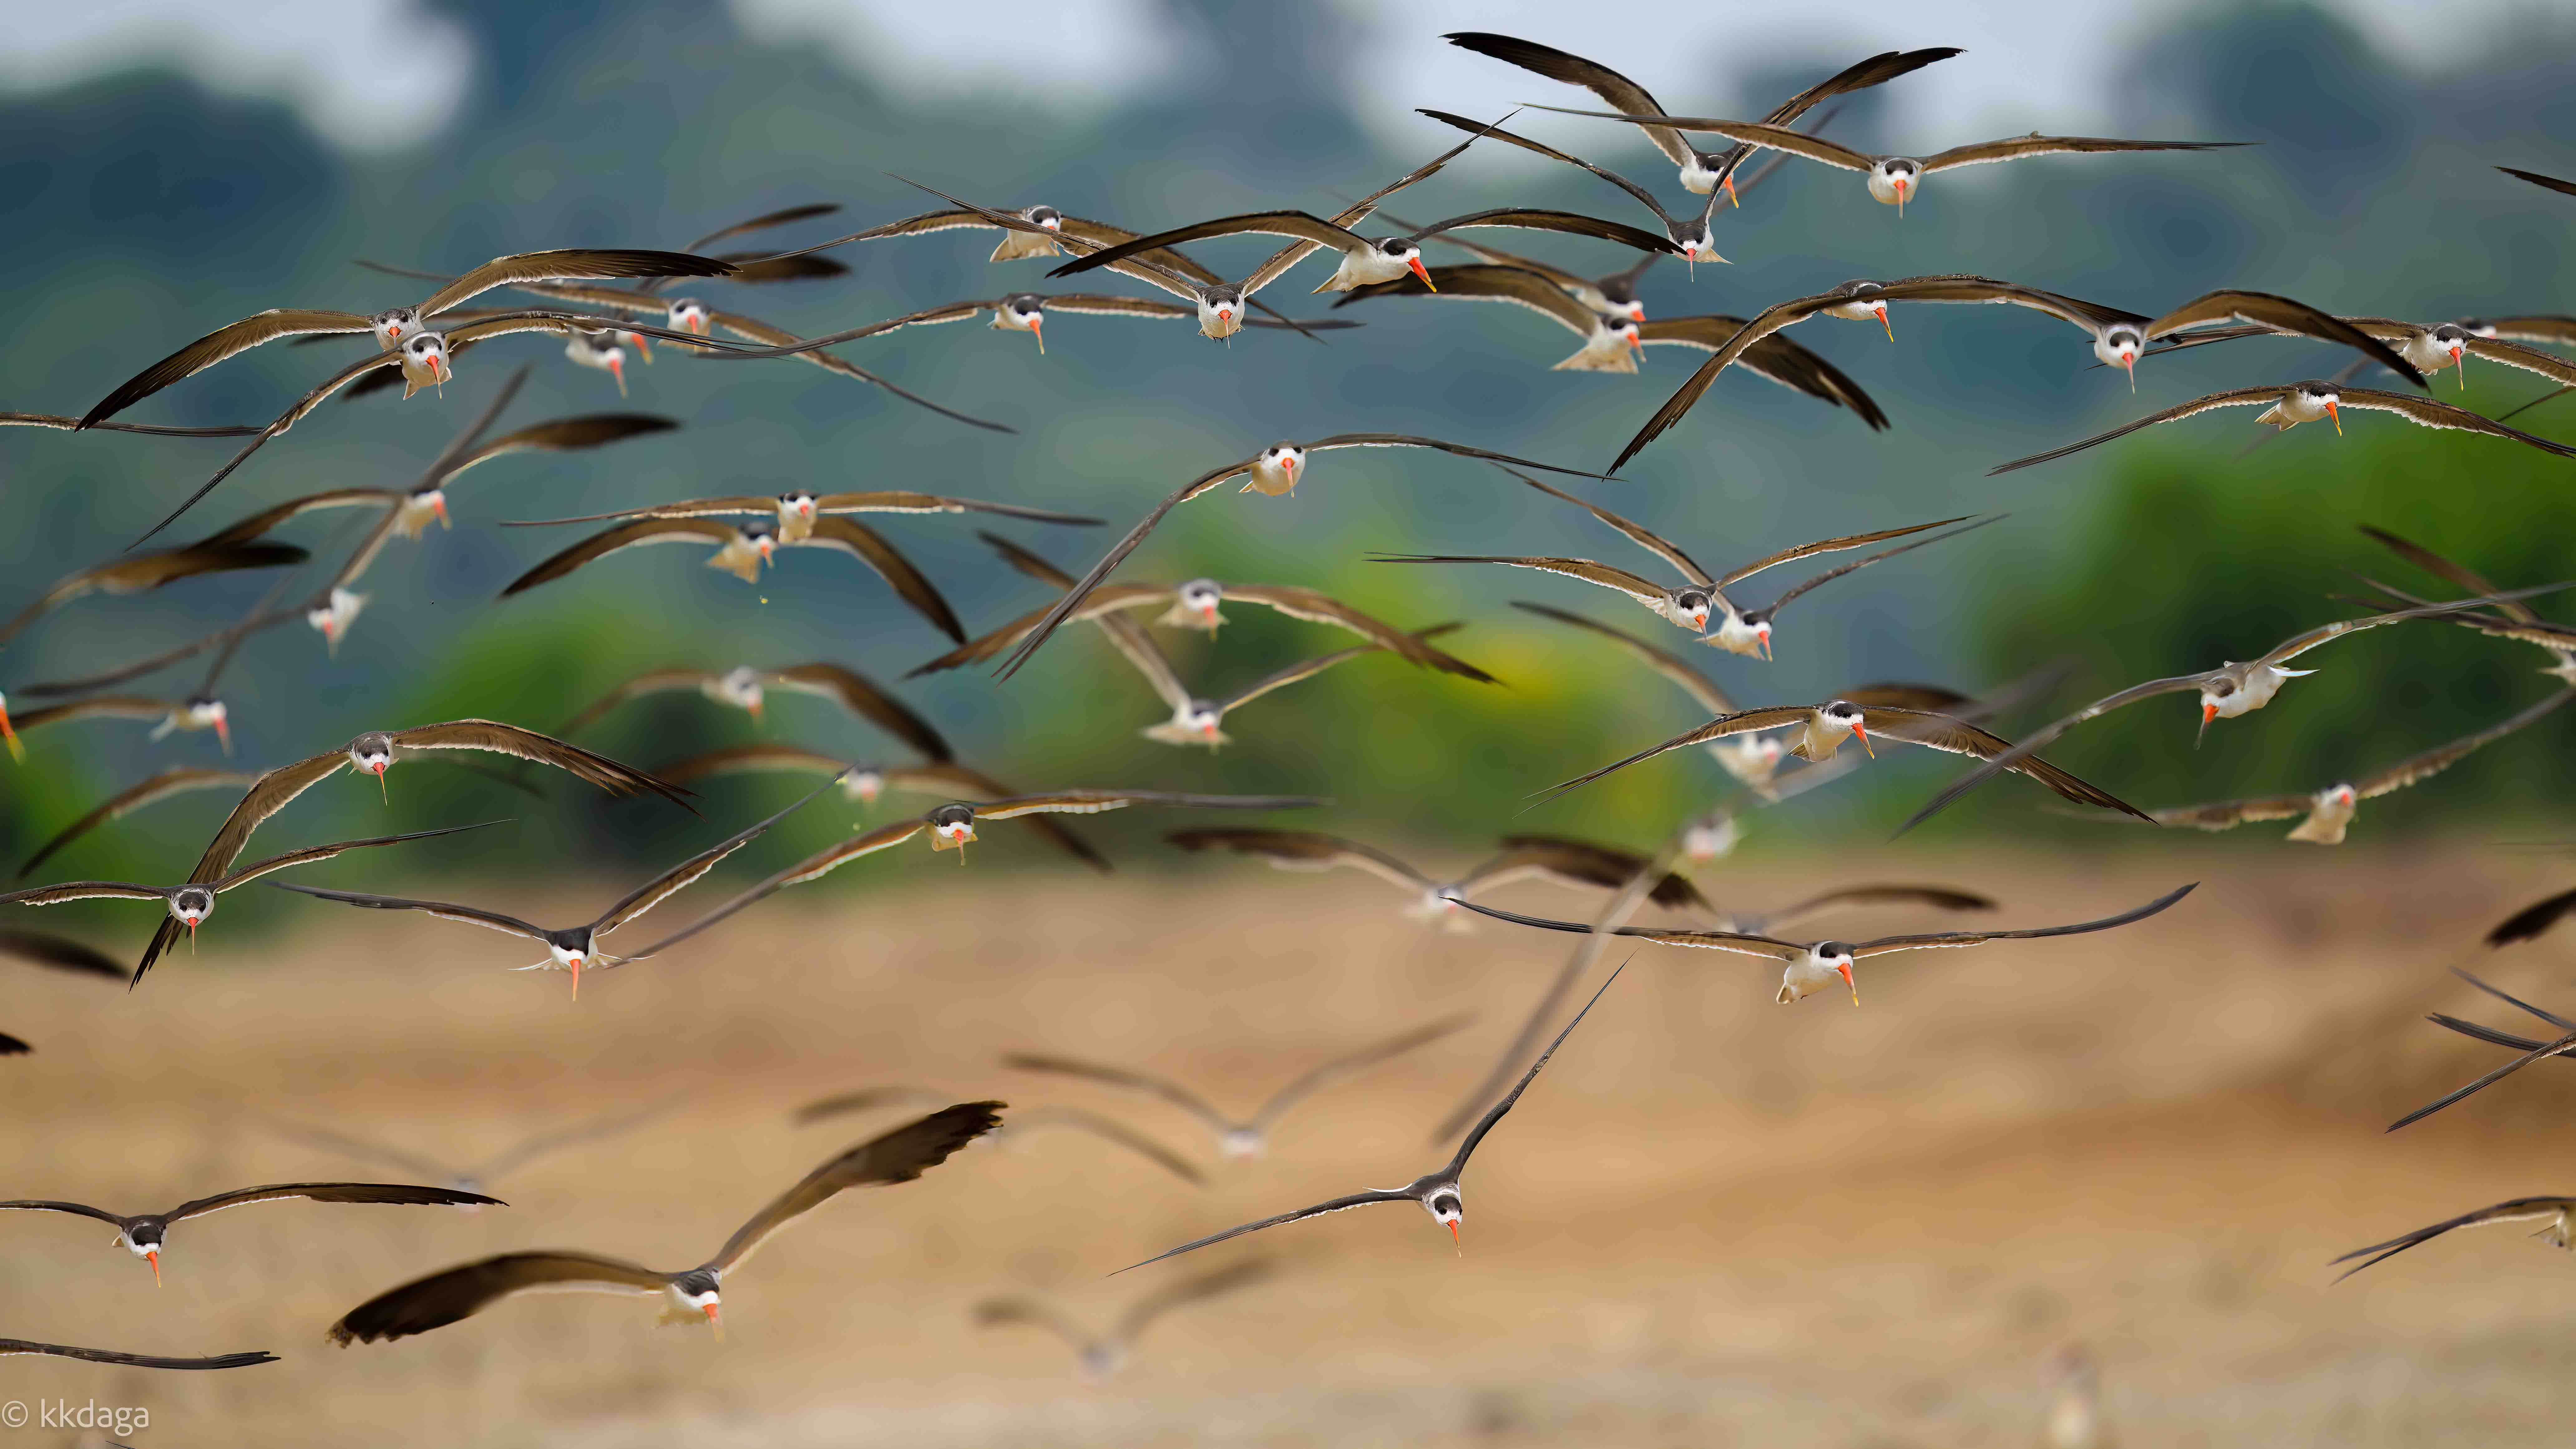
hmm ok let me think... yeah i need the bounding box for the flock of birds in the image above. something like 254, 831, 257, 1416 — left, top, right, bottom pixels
4, 32, 2576, 1426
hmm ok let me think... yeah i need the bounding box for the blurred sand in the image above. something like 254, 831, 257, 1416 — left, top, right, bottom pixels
5, 842, 2576, 1446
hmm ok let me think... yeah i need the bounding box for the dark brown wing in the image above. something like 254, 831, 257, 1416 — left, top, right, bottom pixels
212, 822, 500, 892
0, 539, 306, 647
2336, 387, 2576, 456
791, 518, 966, 643
2490, 887, 2576, 947
764, 664, 953, 761
0, 928, 128, 979
2, 412, 261, 437
1862, 706, 2151, 819
387, 720, 693, 806
2359, 524, 2541, 625
78, 308, 373, 427
499, 517, 743, 595
1538, 705, 1817, 798
1166, 827, 1433, 894
1847, 882, 2196, 957
1218, 584, 1497, 681
593, 776, 843, 939
2330, 1197, 2576, 1281
1640, 315, 1891, 428
168, 1181, 500, 1222
1509, 600, 1736, 714
418, 248, 736, 318
709, 1101, 1003, 1273
1987, 387, 2299, 475
328, 1251, 674, 1344
17, 766, 260, 880
1442, 33, 1687, 167
1470, 836, 1710, 911
699, 309, 1017, 434
2501, 166, 2576, 198
0, 1338, 277, 1369
2142, 291, 2425, 387
444, 413, 680, 481
1920, 134, 2254, 172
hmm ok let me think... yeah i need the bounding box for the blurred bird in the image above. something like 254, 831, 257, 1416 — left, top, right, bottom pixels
794, 1092, 1203, 1185
1442, 33, 1961, 199
613, 792, 1322, 962
914, 531, 1492, 681
1376, 471, 1983, 657
1457, 883, 2193, 1005
0, 823, 492, 962
498, 514, 967, 642
975, 1259, 1276, 1378
0, 536, 305, 651
259, 1094, 685, 1201
2333, 1197, 2576, 1281
267, 778, 839, 999
1895, 588, 2576, 833
653, 746, 1109, 872
1544, 698, 2149, 821
1117, 969, 1621, 1269
2073, 690, 2570, 844
504, 487, 1095, 548
2355, 524, 2576, 682
1992, 380, 2576, 474
136, 720, 692, 983
327, 1102, 1000, 1343
988, 434, 1606, 679
1544, 110, 2246, 216
1008, 1014, 1471, 1160
0, 927, 127, 980
1167, 828, 1708, 930
1110, 624, 1468, 749
0, 1180, 498, 1285
2043, 1345, 2112, 1449
76, 247, 736, 428
553, 663, 951, 764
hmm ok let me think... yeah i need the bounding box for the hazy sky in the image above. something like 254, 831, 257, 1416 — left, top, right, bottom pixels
0, 0, 2542, 152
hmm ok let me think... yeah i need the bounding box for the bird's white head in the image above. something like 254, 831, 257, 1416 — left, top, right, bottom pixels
1175, 578, 1226, 629
1867, 158, 1921, 212
1683, 815, 1743, 863
670, 1271, 722, 1337
567, 332, 626, 393
370, 307, 422, 348
1781, 943, 1859, 1006
2097, 325, 2144, 388
118, 1222, 165, 1284
183, 696, 231, 753
1421, 1188, 1464, 1243
402, 330, 450, 386
1201, 286, 1245, 337
999, 294, 1047, 347
1710, 609, 1773, 660
716, 666, 766, 717
1817, 700, 1872, 757
928, 803, 979, 852
842, 767, 884, 805
1217, 1126, 1265, 1160
1374, 236, 1435, 289
1024, 205, 1064, 232
1668, 588, 1714, 634
167, 887, 216, 936
347, 732, 396, 780
1251, 443, 1305, 496
2292, 380, 2343, 432
666, 298, 711, 335
305, 587, 368, 655
1671, 221, 1725, 268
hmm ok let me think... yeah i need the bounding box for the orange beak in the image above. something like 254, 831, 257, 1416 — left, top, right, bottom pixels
372, 759, 390, 803
1408, 256, 1437, 291
1722, 171, 1740, 209
185, 918, 197, 955
705, 1302, 722, 1340
567, 958, 582, 1002
147, 1249, 161, 1286
432, 493, 451, 527
1026, 314, 1044, 355
1851, 721, 1875, 759
1838, 961, 1857, 1006
606, 355, 627, 397
2451, 346, 2465, 390
625, 331, 653, 363
2325, 399, 2341, 435
1200, 602, 1220, 627
212, 715, 231, 754
428, 353, 447, 382
0, 701, 19, 763
2120, 354, 2136, 393
2202, 702, 2218, 726
1874, 304, 1893, 342
1893, 178, 1908, 216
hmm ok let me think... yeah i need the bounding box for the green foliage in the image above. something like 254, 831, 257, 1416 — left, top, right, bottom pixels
1970, 413, 2576, 841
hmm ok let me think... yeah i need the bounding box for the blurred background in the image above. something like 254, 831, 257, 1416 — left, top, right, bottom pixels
4, 2, 2576, 1444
